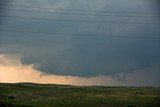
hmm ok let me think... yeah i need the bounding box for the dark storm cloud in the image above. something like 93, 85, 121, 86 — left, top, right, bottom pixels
0, 0, 14, 25
0, 0, 160, 78
153, 0, 160, 10
0, 0, 14, 10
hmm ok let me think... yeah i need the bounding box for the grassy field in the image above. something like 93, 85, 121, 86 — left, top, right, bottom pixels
0, 83, 160, 107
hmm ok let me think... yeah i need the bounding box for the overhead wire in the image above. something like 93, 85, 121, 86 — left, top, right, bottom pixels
0, 15, 160, 25
0, 3, 159, 25
0, 3, 160, 40
0, 29, 160, 40
0, 7, 159, 18
0, 3, 160, 15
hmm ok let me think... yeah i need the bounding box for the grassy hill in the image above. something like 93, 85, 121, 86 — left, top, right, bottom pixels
0, 83, 160, 107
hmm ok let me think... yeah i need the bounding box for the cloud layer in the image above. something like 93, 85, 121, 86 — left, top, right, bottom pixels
0, 0, 160, 86
0, 54, 159, 86
0, 0, 160, 77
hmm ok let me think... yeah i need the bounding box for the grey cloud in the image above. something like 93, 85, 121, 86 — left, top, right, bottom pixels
125, 63, 160, 87
0, 0, 14, 25
0, 0, 160, 78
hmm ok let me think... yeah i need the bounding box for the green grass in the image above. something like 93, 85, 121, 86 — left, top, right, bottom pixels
0, 83, 160, 107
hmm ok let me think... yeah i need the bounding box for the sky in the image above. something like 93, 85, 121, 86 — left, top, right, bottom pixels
0, 0, 160, 86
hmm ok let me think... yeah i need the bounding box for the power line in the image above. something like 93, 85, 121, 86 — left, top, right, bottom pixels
0, 15, 160, 25
0, 8, 158, 18
0, 3, 160, 15
0, 29, 160, 40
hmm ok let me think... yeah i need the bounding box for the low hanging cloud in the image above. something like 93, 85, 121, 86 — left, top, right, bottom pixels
0, 54, 124, 86
0, 54, 159, 86
125, 64, 160, 86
